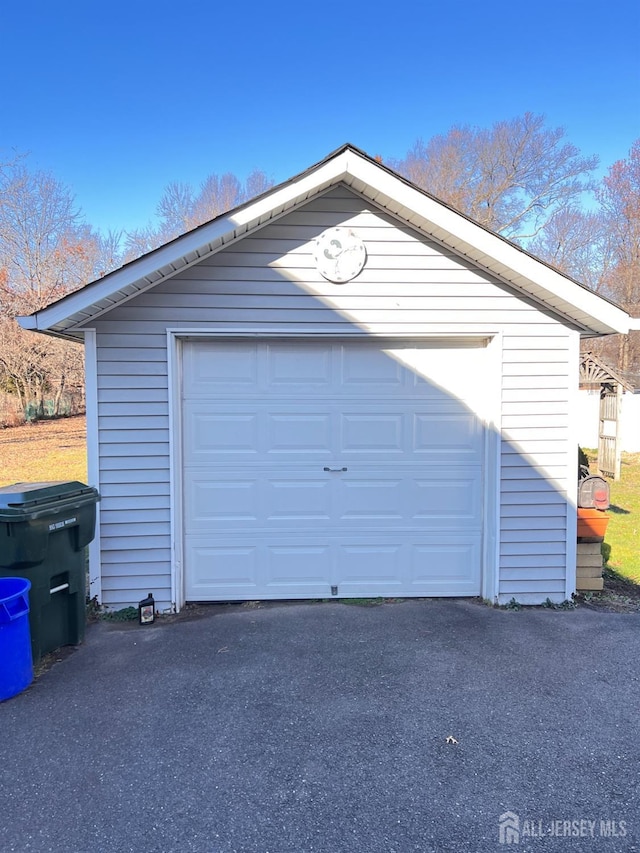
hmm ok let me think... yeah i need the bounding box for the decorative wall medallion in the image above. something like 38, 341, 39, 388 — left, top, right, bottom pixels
314, 227, 367, 283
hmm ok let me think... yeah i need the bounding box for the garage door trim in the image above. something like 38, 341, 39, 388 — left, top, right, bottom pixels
167, 329, 502, 610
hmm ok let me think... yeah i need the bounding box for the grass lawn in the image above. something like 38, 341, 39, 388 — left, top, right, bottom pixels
0, 416, 87, 487
592, 450, 640, 584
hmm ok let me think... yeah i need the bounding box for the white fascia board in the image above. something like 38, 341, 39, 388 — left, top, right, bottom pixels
346, 155, 632, 335
19, 154, 351, 334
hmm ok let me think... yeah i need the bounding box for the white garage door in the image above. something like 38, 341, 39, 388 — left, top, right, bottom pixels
182, 339, 487, 600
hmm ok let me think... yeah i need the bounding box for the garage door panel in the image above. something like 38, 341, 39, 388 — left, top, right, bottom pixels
338, 478, 404, 521
183, 341, 259, 394
186, 534, 481, 600
413, 472, 482, 523
405, 346, 487, 407
410, 540, 481, 594
341, 413, 404, 453
338, 344, 484, 402
185, 401, 483, 463
185, 477, 259, 528
268, 413, 334, 454
413, 412, 484, 458
186, 472, 333, 531
340, 346, 406, 387
267, 343, 333, 388
266, 477, 332, 522
182, 339, 486, 600
338, 543, 403, 583
186, 544, 259, 598
266, 545, 332, 587
185, 467, 482, 532
186, 540, 333, 599
185, 340, 489, 403
185, 409, 259, 458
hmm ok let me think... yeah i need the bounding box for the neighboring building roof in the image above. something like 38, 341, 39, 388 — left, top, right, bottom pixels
19, 143, 640, 341
579, 351, 636, 392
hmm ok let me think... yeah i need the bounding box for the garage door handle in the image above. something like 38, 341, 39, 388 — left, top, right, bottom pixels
324, 467, 348, 472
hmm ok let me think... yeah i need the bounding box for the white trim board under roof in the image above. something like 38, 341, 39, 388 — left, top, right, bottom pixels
18, 144, 639, 340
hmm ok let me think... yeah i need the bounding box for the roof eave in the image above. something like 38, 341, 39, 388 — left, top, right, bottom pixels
17, 144, 634, 339
340, 155, 632, 337
19, 153, 353, 336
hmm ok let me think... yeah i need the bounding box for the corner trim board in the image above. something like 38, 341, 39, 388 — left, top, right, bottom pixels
168, 331, 184, 612
84, 329, 102, 603
565, 331, 580, 600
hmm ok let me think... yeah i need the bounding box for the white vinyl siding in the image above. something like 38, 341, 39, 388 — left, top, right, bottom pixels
87, 186, 576, 610
499, 333, 574, 602
95, 336, 171, 608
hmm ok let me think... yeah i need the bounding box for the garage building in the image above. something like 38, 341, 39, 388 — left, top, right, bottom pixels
21, 145, 638, 609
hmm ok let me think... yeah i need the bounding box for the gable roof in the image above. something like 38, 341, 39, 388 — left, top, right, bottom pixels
19, 143, 639, 341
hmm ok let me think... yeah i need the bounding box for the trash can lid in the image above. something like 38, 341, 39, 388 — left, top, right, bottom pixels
0, 481, 99, 514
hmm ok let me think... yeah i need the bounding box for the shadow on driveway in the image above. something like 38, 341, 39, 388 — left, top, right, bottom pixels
1, 600, 638, 852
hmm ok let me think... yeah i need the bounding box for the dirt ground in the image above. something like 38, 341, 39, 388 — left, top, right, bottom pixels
0, 415, 87, 486
576, 568, 640, 612
0, 414, 85, 444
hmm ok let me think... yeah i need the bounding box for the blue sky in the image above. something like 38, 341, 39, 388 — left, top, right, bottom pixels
3, 0, 639, 235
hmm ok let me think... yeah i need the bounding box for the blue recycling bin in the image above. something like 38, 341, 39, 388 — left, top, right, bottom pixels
0, 577, 33, 701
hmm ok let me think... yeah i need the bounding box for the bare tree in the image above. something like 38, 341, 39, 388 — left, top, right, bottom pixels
528, 142, 640, 381
0, 316, 48, 413
124, 168, 274, 261
0, 161, 104, 310
0, 156, 104, 419
95, 229, 125, 279
592, 141, 640, 378
596, 140, 640, 298
528, 207, 613, 293
122, 223, 167, 262
391, 113, 598, 243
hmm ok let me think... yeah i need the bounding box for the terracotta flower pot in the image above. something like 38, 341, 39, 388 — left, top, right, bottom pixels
577, 508, 610, 542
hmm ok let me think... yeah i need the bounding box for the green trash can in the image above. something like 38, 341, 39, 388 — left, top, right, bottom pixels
0, 481, 100, 665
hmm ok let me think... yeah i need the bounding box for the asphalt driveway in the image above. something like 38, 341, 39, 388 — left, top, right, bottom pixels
1, 600, 638, 853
